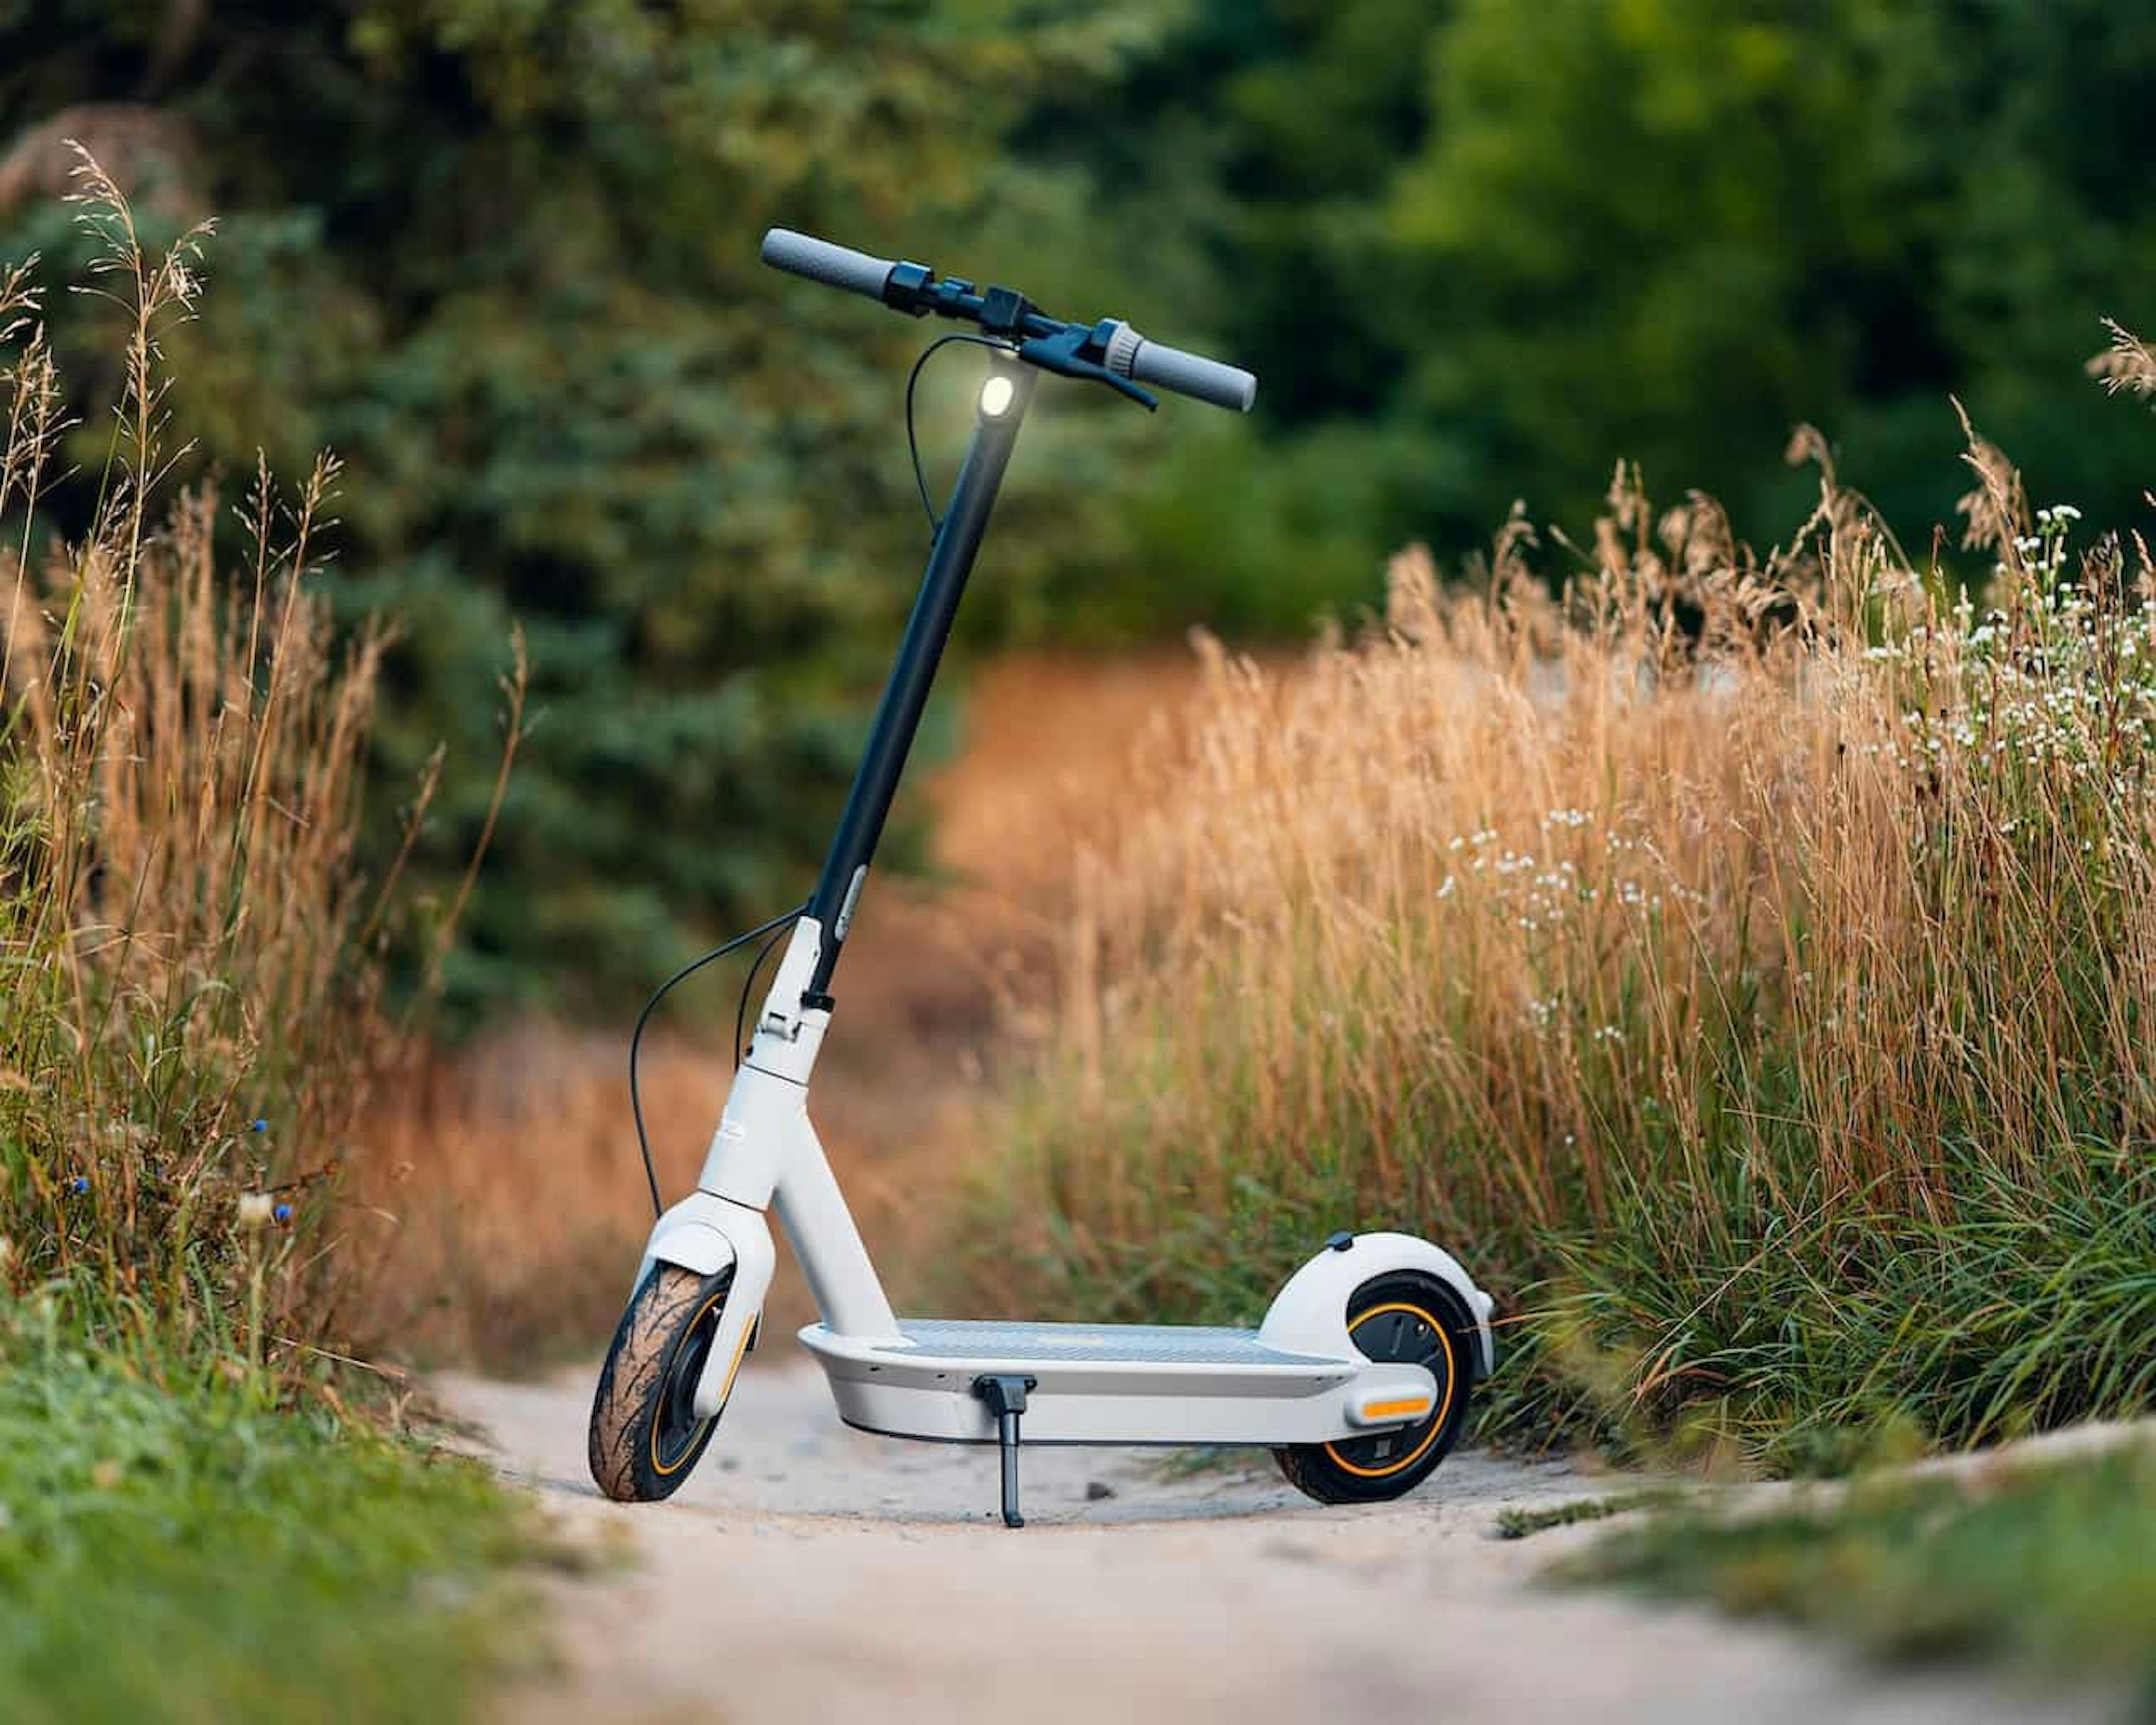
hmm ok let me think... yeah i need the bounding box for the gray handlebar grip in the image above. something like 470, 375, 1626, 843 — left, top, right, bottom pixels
760, 228, 896, 302
1125, 334, 1258, 413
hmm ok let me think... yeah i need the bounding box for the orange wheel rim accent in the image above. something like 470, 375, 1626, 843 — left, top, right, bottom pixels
651, 1288, 739, 1476
1322, 1300, 1456, 1480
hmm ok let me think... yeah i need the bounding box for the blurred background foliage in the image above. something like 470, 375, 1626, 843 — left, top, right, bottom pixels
4, 0, 2152, 1016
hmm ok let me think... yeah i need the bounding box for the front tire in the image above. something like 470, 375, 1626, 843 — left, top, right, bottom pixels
589, 1263, 739, 1502
1274, 1271, 1475, 1506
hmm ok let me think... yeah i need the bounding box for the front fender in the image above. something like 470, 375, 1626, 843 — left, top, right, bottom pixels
634, 1190, 777, 1421
1257, 1230, 1496, 1380
641, 1219, 736, 1279
636, 1189, 773, 1291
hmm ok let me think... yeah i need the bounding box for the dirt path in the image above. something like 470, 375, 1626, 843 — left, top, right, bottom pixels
439, 1358, 2102, 1725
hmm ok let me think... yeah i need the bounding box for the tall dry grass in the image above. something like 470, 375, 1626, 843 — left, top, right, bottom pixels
949, 392, 2156, 1468
0, 152, 514, 1379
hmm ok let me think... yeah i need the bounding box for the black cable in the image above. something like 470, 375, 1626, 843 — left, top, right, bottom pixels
629, 901, 807, 1219
906, 334, 1007, 538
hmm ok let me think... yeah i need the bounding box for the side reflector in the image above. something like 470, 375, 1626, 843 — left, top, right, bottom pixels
1360, 1396, 1432, 1422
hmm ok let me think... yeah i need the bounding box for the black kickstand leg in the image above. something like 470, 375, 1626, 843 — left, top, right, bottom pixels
972, 1374, 1037, 1529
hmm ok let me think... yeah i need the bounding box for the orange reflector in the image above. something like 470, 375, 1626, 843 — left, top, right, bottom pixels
1361, 1397, 1432, 1420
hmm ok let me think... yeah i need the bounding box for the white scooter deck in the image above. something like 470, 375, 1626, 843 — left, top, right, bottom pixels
798, 1316, 1437, 1447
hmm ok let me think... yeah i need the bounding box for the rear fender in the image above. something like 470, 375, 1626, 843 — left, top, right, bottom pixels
1257, 1231, 1496, 1380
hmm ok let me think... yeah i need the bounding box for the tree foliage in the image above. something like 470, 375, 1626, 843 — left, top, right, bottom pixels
1, 1, 1187, 1012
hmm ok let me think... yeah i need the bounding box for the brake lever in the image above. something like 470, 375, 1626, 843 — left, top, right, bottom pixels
1016, 328, 1158, 411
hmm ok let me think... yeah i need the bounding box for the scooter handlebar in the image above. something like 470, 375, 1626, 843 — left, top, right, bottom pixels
759, 227, 1259, 412
1115, 329, 1257, 414
760, 228, 897, 303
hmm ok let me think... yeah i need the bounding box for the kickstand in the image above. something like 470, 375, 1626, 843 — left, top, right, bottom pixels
972, 1374, 1038, 1529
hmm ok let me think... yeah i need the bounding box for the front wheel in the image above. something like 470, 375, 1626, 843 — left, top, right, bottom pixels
1274, 1271, 1475, 1505
589, 1262, 740, 1502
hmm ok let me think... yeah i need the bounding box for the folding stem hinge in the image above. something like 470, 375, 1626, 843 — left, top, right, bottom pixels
754, 920, 826, 1042
972, 1374, 1038, 1529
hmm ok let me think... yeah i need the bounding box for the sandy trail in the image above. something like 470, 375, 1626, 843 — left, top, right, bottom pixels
438, 1356, 2101, 1725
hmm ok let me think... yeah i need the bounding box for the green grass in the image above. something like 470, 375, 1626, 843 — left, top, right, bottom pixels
1567, 1448, 2156, 1710
0, 1318, 543, 1725
1493, 1491, 1662, 1540
1507, 1149, 2156, 1472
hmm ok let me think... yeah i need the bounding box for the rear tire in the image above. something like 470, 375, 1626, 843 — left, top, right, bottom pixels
1273, 1271, 1475, 1506
589, 1262, 738, 1503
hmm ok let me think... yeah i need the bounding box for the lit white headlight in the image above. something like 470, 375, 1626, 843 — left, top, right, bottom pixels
979, 374, 1015, 418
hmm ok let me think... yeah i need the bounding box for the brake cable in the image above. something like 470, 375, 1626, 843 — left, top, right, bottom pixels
629, 901, 808, 1218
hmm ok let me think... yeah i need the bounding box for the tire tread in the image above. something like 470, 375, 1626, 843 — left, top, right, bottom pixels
589, 1264, 728, 1503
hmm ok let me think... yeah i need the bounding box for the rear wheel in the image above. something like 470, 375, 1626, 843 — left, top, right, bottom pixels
1273, 1271, 1475, 1506
589, 1263, 740, 1502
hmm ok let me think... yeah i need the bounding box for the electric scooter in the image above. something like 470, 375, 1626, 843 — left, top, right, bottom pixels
588, 229, 1496, 1527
